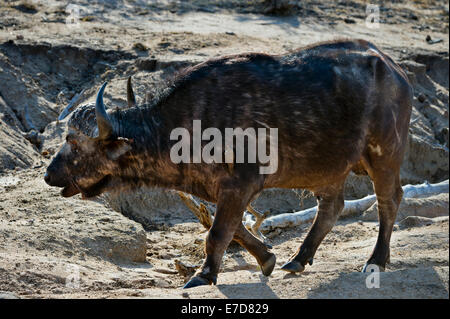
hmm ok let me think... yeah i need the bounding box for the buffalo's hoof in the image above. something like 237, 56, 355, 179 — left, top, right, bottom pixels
280, 260, 305, 273
361, 263, 385, 273
183, 276, 216, 289
260, 253, 276, 276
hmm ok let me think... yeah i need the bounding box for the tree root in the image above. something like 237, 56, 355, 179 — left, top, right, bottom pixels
258, 180, 449, 233
178, 180, 448, 237
177, 191, 270, 243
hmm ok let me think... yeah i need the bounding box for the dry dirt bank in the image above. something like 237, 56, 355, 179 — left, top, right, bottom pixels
0, 167, 448, 298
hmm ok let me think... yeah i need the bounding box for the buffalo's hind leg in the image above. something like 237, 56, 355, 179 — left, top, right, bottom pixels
363, 169, 403, 272
281, 182, 345, 273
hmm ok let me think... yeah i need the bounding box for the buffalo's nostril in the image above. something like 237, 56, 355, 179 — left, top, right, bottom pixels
44, 172, 51, 184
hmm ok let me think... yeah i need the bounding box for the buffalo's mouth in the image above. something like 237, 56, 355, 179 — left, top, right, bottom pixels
61, 175, 112, 199
61, 182, 80, 198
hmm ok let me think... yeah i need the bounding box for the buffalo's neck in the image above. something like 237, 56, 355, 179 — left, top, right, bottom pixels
109, 106, 188, 191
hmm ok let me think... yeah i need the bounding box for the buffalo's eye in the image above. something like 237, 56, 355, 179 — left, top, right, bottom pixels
66, 136, 79, 150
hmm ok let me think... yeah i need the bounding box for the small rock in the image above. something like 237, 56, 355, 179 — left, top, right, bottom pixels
417, 93, 426, 103
436, 127, 449, 146
154, 268, 178, 275
158, 42, 171, 48
41, 150, 51, 158
154, 278, 170, 288
13, 3, 38, 14
409, 13, 419, 21
0, 291, 19, 299
194, 237, 204, 245
80, 16, 95, 22
52, 288, 64, 294
24, 130, 42, 148
135, 58, 157, 71
175, 259, 198, 278
132, 42, 148, 51
398, 216, 444, 229
169, 48, 184, 54
159, 253, 175, 260
426, 35, 443, 44
344, 18, 356, 24
128, 291, 143, 297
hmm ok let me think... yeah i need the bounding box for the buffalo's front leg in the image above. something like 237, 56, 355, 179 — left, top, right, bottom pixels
234, 222, 276, 276
178, 191, 275, 276
184, 184, 259, 288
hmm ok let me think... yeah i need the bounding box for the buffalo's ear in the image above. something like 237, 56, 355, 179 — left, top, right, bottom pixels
105, 137, 133, 160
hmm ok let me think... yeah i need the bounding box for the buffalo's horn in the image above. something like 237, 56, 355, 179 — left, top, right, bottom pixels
127, 76, 136, 108
58, 89, 86, 121
95, 82, 114, 140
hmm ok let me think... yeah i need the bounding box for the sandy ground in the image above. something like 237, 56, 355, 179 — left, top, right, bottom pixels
0, 0, 448, 299
0, 167, 448, 299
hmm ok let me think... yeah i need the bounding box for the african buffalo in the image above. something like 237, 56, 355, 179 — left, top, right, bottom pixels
45, 39, 412, 288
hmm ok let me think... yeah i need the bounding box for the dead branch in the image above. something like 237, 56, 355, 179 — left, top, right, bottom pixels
178, 180, 448, 239
177, 192, 213, 230
22, 104, 36, 131
177, 192, 270, 242
248, 180, 449, 233
58, 89, 87, 121
245, 204, 270, 243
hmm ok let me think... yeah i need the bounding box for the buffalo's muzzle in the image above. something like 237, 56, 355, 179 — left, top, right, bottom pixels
44, 164, 69, 188
44, 169, 61, 187
44, 171, 51, 184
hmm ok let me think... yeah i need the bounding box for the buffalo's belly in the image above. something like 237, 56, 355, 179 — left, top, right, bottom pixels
263, 135, 363, 190
267, 157, 352, 189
